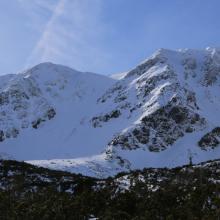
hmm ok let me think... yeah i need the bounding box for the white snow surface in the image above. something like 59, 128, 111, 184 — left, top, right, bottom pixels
110, 71, 128, 80
0, 63, 116, 160
0, 48, 220, 178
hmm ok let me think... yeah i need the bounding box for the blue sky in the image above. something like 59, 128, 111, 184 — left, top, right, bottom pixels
1, 0, 220, 75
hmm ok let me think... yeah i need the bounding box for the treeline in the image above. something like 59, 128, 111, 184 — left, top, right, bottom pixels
1, 160, 220, 219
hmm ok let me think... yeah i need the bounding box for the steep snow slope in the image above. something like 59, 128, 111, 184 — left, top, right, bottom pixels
0, 63, 116, 160
102, 47, 220, 172
1, 48, 220, 178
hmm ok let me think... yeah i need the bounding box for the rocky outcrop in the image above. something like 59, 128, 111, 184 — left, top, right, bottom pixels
91, 110, 121, 128
0, 76, 57, 141
198, 127, 220, 150
109, 101, 205, 152
202, 49, 220, 86
32, 108, 56, 129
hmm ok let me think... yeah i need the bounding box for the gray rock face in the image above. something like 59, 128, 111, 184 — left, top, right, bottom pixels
202, 49, 220, 86
0, 75, 56, 142
91, 110, 121, 128
96, 48, 220, 169
109, 101, 205, 152
198, 127, 220, 150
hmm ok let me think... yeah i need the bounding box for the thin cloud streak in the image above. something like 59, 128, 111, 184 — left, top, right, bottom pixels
25, 0, 66, 67
23, 0, 111, 73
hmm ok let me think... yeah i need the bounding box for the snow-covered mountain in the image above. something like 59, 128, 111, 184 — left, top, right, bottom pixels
0, 62, 116, 160
1, 48, 220, 177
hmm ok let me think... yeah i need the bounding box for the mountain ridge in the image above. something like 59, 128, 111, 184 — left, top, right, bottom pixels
0, 47, 220, 177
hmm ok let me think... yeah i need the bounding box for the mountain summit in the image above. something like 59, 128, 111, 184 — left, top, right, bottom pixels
1, 48, 220, 177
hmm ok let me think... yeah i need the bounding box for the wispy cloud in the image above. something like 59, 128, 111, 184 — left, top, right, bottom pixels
19, 0, 110, 73
24, 0, 66, 66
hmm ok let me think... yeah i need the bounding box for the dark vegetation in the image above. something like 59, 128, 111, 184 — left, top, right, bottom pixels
1, 159, 220, 219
